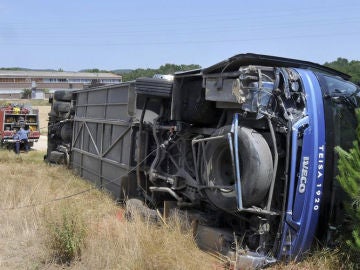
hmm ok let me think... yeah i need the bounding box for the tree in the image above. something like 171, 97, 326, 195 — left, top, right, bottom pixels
121, 63, 201, 82
336, 109, 360, 250
22, 88, 32, 99
80, 68, 110, 73
324, 58, 360, 84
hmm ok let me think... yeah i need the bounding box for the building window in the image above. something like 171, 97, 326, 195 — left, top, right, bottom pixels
14, 78, 27, 83
0, 78, 14, 83
43, 78, 56, 83
68, 79, 81, 83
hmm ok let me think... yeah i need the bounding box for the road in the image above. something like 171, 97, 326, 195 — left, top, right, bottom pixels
32, 135, 47, 151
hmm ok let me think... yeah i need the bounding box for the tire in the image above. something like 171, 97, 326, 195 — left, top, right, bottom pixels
48, 115, 58, 126
54, 90, 73, 102
49, 150, 65, 164
125, 198, 159, 223
203, 125, 273, 211
60, 122, 73, 143
52, 101, 71, 113
48, 109, 57, 117
46, 140, 57, 162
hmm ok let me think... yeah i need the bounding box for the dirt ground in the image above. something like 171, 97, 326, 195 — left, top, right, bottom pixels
32, 135, 47, 151
31, 105, 50, 152
32, 105, 50, 135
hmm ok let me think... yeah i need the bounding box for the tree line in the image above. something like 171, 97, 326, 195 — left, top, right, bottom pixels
78, 64, 201, 81
324, 58, 360, 84
2, 58, 360, 84
116, 59, 360, 83
117, 63, 201, 82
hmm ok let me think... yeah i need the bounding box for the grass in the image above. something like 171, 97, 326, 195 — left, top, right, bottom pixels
0, 150, 357, 269
45, 203, 87, 264
0, 98, 50, 106
269, 248, 357, 270
0, 150, 216, 269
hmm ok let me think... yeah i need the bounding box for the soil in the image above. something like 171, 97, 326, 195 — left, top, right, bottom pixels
32, 135, 47, 151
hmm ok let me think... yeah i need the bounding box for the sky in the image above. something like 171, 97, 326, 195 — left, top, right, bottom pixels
0, 0, 359, 71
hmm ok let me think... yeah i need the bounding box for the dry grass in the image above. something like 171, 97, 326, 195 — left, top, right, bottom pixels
0, 150, 355, 269
32, 105, 51, 135
269, 248, 356, 270
0, 150, 217, 269
81, 210, 216, 270
0, 99, 50, 106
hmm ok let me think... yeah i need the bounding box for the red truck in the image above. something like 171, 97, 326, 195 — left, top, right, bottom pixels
0, 104, 41, 150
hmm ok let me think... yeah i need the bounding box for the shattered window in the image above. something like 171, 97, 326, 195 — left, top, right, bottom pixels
321, 74, 359, 96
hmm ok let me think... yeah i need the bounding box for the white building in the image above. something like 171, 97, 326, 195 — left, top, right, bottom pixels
0, 70, 122, 99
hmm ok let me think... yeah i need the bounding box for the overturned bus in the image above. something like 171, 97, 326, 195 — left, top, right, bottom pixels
46, 53, 360, 268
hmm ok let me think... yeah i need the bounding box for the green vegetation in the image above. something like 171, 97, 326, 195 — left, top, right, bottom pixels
45, 204, 87, 263
79, 68, 111, 73
0, 67, 29, 71
336, 109, 360, 254
21, 88, 32, 99
324, 58, 360, 83
0, 67, 56, 72
0, 99, 49, 106
111, 69, 133, 74
120, 63, 201, 81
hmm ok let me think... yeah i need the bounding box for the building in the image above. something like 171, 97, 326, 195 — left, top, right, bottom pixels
0, 70, 122, 99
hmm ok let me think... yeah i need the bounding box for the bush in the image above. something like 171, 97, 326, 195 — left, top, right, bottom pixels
45, 204, 87, 264
336, 109, 360, 251
22, 88, 32, 99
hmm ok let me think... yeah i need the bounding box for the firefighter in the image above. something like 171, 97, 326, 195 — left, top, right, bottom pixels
13, 125, 29, 154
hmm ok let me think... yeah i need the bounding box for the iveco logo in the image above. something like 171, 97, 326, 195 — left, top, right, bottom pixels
298, 156, 309, 194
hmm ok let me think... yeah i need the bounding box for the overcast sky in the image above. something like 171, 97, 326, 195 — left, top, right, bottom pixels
0, 0, 359, 71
